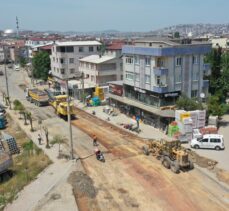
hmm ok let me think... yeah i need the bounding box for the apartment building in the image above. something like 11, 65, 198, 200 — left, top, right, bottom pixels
25, 37, 55, 58
50, 41, 101, 92
108, 38, 211, 128
78, 41, 123, 88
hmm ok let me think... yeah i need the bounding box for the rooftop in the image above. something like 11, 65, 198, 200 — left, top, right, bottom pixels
107, 42, 125, 50
79, 55, 115, 64
55, 41, 101, 47
135, 37, 211, 47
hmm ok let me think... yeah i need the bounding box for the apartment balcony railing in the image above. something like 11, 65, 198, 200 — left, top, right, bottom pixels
153, 67, 168, 76
153, 85, 168, 93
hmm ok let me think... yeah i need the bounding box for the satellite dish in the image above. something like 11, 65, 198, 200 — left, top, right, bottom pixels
200, 93, 205, 98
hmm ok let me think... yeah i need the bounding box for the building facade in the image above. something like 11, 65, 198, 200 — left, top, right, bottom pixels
50, 41, 101, 92
108, 38, 211, 129
78, 44, 123, 87
122, 38, 211, 107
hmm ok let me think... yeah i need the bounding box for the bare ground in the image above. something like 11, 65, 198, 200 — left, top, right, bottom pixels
69, 108, 229, 211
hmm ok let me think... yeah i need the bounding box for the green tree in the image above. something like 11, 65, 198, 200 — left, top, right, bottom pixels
176, 95, 203, 111
32, 52, 50, 80
207, 95, 229, 117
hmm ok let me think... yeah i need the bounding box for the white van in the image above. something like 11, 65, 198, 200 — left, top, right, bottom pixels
191, 134, 225, 150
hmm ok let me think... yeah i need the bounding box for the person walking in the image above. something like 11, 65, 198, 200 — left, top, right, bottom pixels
93, 134, 98, 146
38, 134, 42, 145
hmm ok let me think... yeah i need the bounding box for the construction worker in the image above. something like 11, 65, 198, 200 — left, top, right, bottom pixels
93, 134, 98, 146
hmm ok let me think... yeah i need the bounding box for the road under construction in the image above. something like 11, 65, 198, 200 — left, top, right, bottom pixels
0, 68, 228, 211
70, 107, 229, 211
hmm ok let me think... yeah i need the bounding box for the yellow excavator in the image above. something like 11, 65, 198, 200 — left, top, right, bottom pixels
49, 95, 75, 120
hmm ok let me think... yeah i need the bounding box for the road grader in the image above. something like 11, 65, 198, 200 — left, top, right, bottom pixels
142, 139, 194, 173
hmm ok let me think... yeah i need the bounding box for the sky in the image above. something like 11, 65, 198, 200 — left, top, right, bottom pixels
0, 0, 229, 32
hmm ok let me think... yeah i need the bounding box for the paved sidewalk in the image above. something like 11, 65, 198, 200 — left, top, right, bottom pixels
74, 100, 170, 140
4, 109, 79, 211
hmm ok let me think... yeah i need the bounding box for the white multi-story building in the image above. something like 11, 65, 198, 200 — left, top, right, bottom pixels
78, 43, 123, 87
25, 37, 54, 58
50, 41, 101, 91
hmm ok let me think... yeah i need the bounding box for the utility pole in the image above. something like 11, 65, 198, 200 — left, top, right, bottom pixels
81, 72, 85, 104
3, 46, 11, 109
65, 46, 74, 160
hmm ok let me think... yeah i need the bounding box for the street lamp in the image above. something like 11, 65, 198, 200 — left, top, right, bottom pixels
64, 46, 74, 160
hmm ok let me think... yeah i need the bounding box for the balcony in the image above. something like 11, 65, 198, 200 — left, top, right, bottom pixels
153, 85, 168, 93
203, 80, 209, 88
203, 63, 210, 71
153, 67, 168, 76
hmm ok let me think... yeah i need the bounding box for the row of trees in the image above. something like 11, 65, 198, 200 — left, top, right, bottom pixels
205, 47, 229, 116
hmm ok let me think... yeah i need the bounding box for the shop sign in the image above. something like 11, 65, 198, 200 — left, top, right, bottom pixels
164, 92, 179, 97
110, 84, 123, 96
134, 87, 146, 93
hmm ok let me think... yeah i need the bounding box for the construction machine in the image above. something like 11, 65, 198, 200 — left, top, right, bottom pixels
142, 139, 194, 173
49, 95, 75, 119
26, 88, 49, 106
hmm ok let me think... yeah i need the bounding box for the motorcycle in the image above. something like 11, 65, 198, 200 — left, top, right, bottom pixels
95, 151, 105, 162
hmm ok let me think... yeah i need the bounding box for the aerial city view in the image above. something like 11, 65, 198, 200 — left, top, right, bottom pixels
0, 0, 229, 210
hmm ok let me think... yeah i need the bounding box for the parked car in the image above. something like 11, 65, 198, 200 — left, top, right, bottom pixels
0, 70, 4, 76
191, 134, 225, 150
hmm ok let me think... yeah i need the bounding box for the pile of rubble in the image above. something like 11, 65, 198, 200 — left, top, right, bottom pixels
68, 171, 97, 199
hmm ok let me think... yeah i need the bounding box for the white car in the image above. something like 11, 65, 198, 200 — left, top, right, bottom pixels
191, 134, 225, 150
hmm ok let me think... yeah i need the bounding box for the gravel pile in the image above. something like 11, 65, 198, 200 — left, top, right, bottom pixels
68, 171, 97, 198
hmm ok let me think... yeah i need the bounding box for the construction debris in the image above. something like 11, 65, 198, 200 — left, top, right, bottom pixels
68, 171, 97, 199
187, 150, 218, 169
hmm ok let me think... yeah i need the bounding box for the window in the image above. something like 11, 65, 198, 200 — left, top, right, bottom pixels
156, 76, 161, 85
60, 69, 65, 74
60, 58, 65, 64
176, 57, 182, 66
192, 70, 199, 81
57, 68, 59, 73
79, 47, 84, 52
134, 56, 139, 64
125, 72, 134, 80
53, 67, 56, 72
135, 73, 140, 82
66, 46, 74, 52
192, 55, 198, 64
145, 57, 151, 66
125, 56, 133, 64
145, 75, 150, 84
201, 138, 208, 143
191, 90, 198, 98
53, 57, 55, 62
175, 70, 182, 83
89, 46, 94, 52
70, 68, 75, 74
91, 75, 94, 82
210, 138, 221, 143
56, 58, 59, 63
69, 58, 74, 64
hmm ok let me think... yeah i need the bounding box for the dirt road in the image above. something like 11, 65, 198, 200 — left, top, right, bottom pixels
72, 108, 229, 211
